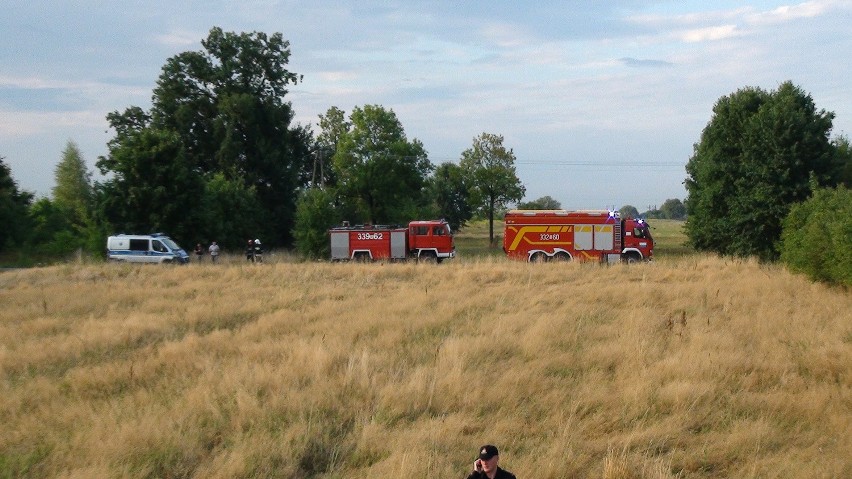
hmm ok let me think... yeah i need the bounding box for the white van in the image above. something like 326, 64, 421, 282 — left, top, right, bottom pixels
106, 233, 190, 264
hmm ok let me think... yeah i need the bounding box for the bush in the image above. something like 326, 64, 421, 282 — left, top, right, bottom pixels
780, 186, 851, 286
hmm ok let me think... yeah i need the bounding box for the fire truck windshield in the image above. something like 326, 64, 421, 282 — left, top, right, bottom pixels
633, 224, 651, 239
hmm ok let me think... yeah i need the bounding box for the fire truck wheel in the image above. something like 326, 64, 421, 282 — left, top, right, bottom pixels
530, 252, 548, 263
552, 252, 571, 262
624, 253, 641, 264
418, 252, 437, 264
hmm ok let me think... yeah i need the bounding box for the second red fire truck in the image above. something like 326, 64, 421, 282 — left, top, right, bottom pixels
503, 209, 653, 263
330, 220, 455, 263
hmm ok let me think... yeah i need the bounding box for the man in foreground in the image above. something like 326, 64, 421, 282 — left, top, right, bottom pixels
465, 445, 516, 479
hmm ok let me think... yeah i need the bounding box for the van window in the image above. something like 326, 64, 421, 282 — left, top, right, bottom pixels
129, 239, 149, 251
152, 240, 168, 253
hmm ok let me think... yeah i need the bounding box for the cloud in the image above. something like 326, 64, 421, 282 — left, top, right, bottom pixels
678, 24, 741, 43
619, 57, 674, 68
746, 1, 828, 24
153, 30, 203, 48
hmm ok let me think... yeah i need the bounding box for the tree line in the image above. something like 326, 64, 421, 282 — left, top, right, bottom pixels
1, 28, 849, 285
0, 28, 525, 263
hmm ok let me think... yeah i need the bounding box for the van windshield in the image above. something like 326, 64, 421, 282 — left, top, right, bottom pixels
161, 238, 182, 251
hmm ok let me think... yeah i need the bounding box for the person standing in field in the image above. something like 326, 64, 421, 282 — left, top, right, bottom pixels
253, 238, 263, 263
208, 241, 220, 262
245, 239, 255, 262
194, 243, 204, 262
465, 445, 516, 479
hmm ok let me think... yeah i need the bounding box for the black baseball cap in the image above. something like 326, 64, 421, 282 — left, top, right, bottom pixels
478, 445, 499, 460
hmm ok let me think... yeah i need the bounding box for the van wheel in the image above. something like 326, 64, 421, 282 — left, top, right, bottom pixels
162, 259, 172, 264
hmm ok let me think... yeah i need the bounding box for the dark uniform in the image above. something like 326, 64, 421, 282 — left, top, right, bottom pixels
465, 467, 517, 479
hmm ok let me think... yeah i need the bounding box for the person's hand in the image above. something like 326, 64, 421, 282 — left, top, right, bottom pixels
473, 459, 483, 472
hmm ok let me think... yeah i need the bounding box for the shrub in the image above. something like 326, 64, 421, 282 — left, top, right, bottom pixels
780, 186, 851, 286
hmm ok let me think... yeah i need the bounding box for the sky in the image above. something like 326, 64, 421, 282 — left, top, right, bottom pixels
1, 0, 851, 211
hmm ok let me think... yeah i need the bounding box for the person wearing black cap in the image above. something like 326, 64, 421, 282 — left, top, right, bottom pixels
466, 444, 516, 479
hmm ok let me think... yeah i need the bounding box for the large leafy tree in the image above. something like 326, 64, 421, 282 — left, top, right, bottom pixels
333, 105, 432, 224
97, 128, 204, 242
460, 133, 525, 245
98, 27, 311, 246
685, 82, 841, 260
0, 156, 33, 251
427, 162, 473, 231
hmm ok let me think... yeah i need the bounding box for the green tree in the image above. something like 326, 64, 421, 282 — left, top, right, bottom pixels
0, 157, 33, 252
619, 205, 640, 218
780, 186, 851, 286
426, 162, 473, 231
53, 141, 92, 222
685, 82, 839, 260
27, 198, 78, 257
833, 135, 852, 187
333, 105, 432, 224
460, 133, 525, 245
659, 198, 686, 220
100, 27, 311, 246
518, 195, 561, 210
48, 140, 99, 255
314, 106, 350, 187
199, 173, 264, 249
97, 128, 204, 243
293, 187, 341, 259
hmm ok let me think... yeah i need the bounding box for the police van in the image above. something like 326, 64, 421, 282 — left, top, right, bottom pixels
106, 233, 190, 264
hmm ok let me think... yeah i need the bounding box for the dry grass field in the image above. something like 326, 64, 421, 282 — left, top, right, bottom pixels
1, 234, 850, 477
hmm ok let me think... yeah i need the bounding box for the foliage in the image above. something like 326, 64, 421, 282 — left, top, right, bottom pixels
314, 106, 350, 187
619, 205, 640, 218
426, 162, 473, 231
460, 133, 525, 245
832, 135, 852, 187
659, 198, 686, 220
332, 105, 432, 224
97, 128, 204, 244
293, 187, 341, 259
517, 195, 561, 210
685, 81, 841, 261
780, 186, 851, 286
52, 141, 93, 224
198, 173, 265, 249
26, 198, 79, 257
0, 156, 33, 252
98, 27, 311, 247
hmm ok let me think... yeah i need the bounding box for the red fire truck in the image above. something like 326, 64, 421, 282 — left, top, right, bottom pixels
330, 220, 456, 262
503, 209, 653, 263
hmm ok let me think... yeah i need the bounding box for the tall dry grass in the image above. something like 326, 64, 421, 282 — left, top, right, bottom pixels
1, 257, 849, 478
